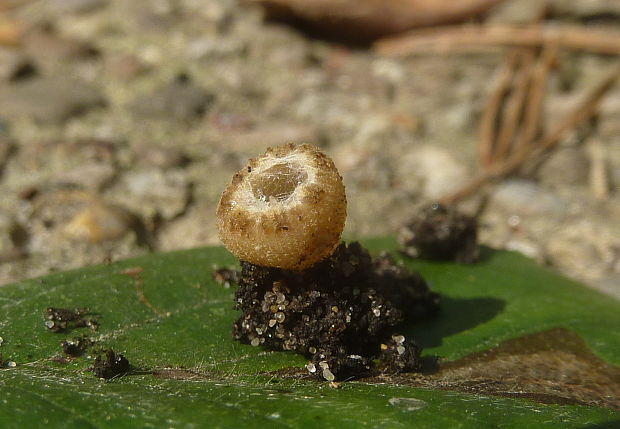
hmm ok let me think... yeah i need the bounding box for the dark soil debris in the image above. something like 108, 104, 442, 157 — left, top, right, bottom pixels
233, 242, 439, 381
91, 349, 131, 379
212, 266, 240, 288
377, 334, 423, 374
399, 203, 479, 263
61, 336, 94, 357
44, 307, 99, 332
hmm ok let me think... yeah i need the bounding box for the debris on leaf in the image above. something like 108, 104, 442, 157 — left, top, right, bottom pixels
399, 203, 479, 263
91, 349, 131, 379
44, 307, 99, 332
233, 242, 439, 381
377, 334, 422, 374
212, 267, 240, 288
61, 336, 94, 357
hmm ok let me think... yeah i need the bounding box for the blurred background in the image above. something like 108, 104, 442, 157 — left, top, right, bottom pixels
0, 0, 618, 298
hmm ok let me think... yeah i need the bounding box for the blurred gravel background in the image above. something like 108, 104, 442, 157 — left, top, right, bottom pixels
0, 0, 619, 298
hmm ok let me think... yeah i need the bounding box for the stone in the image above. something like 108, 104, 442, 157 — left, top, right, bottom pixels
157, 205, 219, 251
396, 145, 471, 201
104, 55, 146, 80
42, 0, 106, 15
130, 78, 214, 120
63, 204, 133, 243
0, 77, 105, 123
0, 48, 36, 82
491, 179, 568, 217
537, 146, 589, 187
22, 28, 99, 65
132, 144, 188, 169
55, 163, 116, 190
0, 138, 13, 170
117, 169, 191, 220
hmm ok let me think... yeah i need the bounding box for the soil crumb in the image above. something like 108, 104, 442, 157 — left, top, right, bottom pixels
212, 267, 240, 288
399, 203, 479, 263
61, 336, 94, 357
44, 307, 99, 332
233, 241, 439, 380
91, 349, 131, 379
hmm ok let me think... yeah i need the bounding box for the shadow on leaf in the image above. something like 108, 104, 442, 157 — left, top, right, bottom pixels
404, 296, 506, 349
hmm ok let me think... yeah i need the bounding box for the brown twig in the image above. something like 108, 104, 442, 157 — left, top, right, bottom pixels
375, 24, 620, 57
516, 43, 558, 153
491, 49, 535, 164
441, 65, 620, 205
479, 51, 520, 168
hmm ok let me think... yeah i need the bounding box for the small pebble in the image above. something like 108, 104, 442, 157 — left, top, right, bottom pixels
43, 0, 106, 15
491, 179, 567, 217
392, 335, 405, 344
136, 145, 188, 169
306, 363, 317, 373
322, 368, 335, 381
7, 361, 16, 368
120, 169, 190, 220
130, 78, 214, 120
63, 204, 134, 243
0, 77, 104, 123
250, 338, 260, 347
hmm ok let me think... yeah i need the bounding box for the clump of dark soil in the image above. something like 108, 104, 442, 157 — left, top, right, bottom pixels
91, 349, 131, 379
44, 307, 99, 332
399, 203, 479, 263
233, 242, 439, 380
212, 267, 240, 288
61, 336, 94, 357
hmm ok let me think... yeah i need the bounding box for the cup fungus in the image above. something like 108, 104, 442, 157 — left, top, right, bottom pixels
217, 143, 347, 270
217, 143, 440, 381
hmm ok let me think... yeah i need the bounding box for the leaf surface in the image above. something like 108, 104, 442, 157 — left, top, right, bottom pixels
1, 238, 619, 428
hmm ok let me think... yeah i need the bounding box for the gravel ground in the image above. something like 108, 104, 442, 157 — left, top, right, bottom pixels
0, 0, 619, 299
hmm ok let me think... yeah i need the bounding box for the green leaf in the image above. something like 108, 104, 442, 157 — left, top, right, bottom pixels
1, 238, 619, 428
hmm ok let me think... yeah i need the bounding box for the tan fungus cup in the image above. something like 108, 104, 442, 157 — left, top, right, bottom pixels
216, 143, 347, 270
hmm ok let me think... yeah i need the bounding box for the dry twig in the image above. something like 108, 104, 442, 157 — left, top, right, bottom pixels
375, 24, 620, 56
492, 49, 535, 164
441, 65, 620, 205
479, 51, 520, 168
